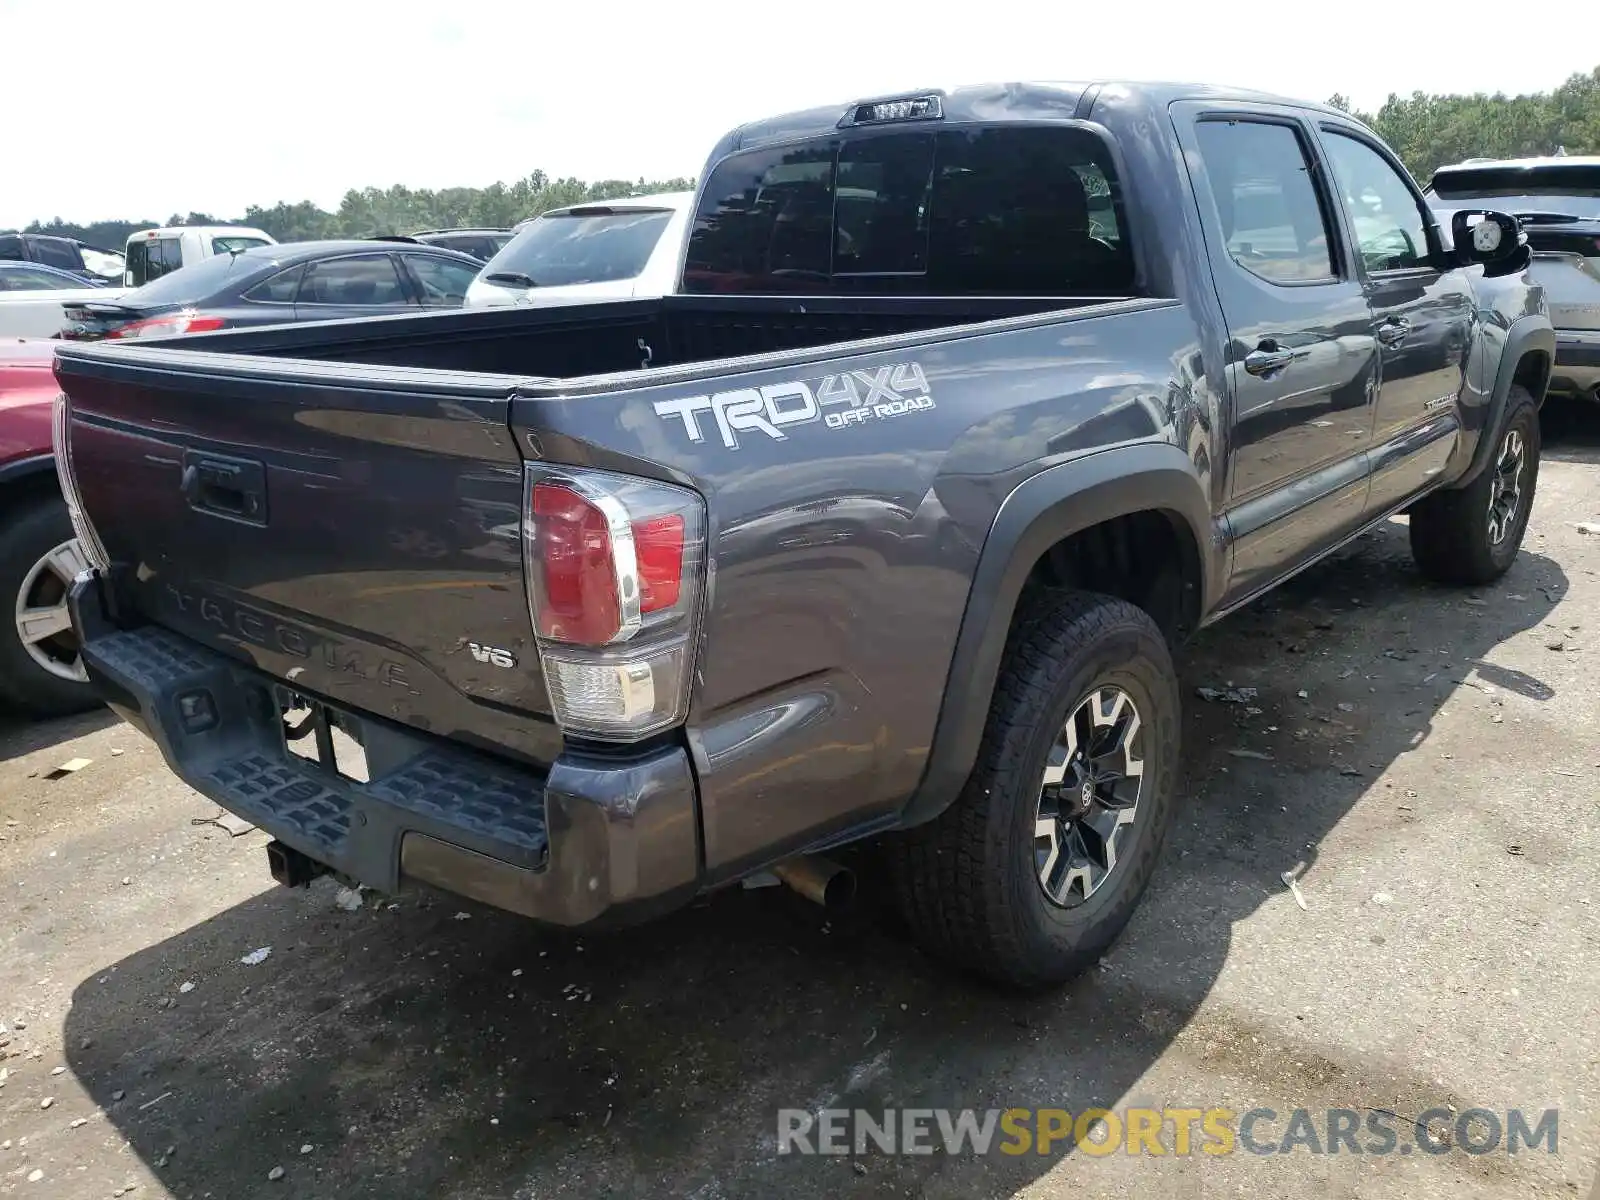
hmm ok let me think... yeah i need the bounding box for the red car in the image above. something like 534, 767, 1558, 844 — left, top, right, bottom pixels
0, 338, 94, 715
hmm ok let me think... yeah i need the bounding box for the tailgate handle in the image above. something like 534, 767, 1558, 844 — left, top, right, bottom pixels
181, 452, 267, 525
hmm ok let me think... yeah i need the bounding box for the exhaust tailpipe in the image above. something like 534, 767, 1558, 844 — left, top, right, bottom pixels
772, 855, 856, 912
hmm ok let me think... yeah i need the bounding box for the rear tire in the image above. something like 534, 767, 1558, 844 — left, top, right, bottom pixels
888, 590, 1181, 989
1409, 386, 1540, 585
0, 495, 97, 718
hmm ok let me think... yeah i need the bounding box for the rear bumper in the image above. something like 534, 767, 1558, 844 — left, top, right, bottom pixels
69, 573, 701, 927
1551, 329, 1600, 398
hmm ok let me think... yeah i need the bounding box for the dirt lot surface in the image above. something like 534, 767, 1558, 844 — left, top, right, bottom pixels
3, 411, 1600, 1199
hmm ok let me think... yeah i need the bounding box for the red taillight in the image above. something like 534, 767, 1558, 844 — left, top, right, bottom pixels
531, 481, 623, 645
634, 514, 685, 612
523, 466, 706, 740
529, 485, 690, 643
107, 313, 226, 340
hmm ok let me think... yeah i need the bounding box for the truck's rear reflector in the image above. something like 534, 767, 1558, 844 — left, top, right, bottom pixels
523, 467, 705, 740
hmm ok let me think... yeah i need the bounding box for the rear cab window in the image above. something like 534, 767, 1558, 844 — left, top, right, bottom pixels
682, 124, 1136, 295
129, 249, 257, 303
481, 208, 675, 287
126, 238, 184, 287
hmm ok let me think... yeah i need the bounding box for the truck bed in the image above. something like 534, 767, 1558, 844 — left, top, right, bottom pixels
54, 291, 1146, 769
108, 293, 1106, 378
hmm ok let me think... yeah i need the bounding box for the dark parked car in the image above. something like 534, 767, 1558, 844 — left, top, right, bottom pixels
55, 81, 1550, 988
0, 233, 124, 284
57, 240, 485, 341
387, 229, 514, 261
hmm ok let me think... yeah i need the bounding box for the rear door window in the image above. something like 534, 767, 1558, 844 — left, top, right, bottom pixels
1192, 120, 1337, 284
683, 126, 1135, 295
0, 235, 22, 261
242, 264, 305, 304
297, 254, 413, 307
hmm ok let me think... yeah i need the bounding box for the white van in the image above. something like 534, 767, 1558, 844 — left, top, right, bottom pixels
464, 192, 693, 309
123, 226, 277, 287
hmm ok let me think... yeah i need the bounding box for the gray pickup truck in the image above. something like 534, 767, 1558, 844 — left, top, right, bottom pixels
53, 82, 1551, 988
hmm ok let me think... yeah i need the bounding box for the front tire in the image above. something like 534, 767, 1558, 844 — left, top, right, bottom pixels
0, 495, 97, 718
1409, 386, 1540, 585
889, 590, 1181, 989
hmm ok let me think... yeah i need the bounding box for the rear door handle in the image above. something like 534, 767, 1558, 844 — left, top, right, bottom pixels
1243, 343, 1299, 378
1376, 318, 1411, 347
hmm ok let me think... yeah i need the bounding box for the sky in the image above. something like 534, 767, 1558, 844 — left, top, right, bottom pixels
3, 0, 1595, 230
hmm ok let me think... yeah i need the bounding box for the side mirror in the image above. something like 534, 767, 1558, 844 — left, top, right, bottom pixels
1451, 210, 1521, 265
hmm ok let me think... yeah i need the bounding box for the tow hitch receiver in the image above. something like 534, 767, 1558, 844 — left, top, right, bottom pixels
266, 839, 327, 888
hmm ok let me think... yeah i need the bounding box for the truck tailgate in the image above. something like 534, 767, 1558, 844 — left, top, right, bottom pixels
55, 346, 562, 765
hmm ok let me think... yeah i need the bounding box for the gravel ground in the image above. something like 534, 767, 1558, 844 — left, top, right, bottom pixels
3, 409, 1600, 1199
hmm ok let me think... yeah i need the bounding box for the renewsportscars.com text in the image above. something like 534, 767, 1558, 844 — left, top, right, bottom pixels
777, 1106, 1559, 1158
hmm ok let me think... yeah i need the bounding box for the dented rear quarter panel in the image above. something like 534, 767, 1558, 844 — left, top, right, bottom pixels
512, 297, 1215, 879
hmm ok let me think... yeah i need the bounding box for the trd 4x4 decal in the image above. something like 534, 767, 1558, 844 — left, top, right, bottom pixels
652, 361, 935, 450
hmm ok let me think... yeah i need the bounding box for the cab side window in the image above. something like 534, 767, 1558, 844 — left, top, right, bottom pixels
1320, 132, 1432, 272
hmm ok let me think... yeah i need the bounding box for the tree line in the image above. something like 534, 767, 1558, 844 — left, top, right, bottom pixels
9, 67, 1600, 251
9, 171, 695, 252
1332, 67, 1598, 180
